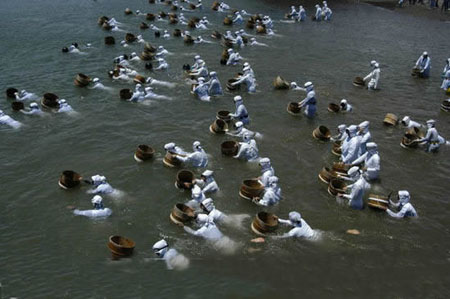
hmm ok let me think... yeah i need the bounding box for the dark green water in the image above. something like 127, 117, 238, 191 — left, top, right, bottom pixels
0, 0, 449, 298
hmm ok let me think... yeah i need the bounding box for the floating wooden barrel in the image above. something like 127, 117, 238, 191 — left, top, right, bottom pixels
318, 167, 338, 184
332, 162, 351, 174
107, 235, 135, 257
273, 76, 290, 90
223, 16, 232, 25
312, 126, 331, 141
169, 17, 178, 24
163, 151, 182, 167
133, 75, 146, 84
41, 93, 59, 109
98, 16, 109, 26
58, 170, 82, 189
175, 169, 195, 190
367, 194, 389, 211
216, 110, 231, 123
134, 144, 155, 162
400, 127, 423, 148
226, 78, 240, 91
171, 5, 178, 11
120, 89, 133, 100
240, 179, 264, 200
149, 0, 155, 3
125, 33, 136, 43
140, 51, 154, 61
287, 102, 301, 115
11, 101, 24, 111
212, 1, 220, 10
170, 203, 195, 225
6, 88, 18, 98
171, 29, 181, 37
104, 36, 115, 45
331, 141, 342, 156
146, 13, 155, 21
411, 67, 421, 77
144, 43, 157, 53
328, 103, 340, 113
353, 76, 365, 87
251, 212, 279, 236
221, 141, 239, 156
102, 22, 112, 30
210, 119, 228, 134
183, 35, 194, 44
383, 113, 398, 126
140, 22, 149, 30
187, 19, 196, 28
246, 20, 255, 29
74, 73, 91, 87
256, 25, 266, 34
189, 3, 196, 9
211, 31, 222, 39
124, 8, 133, 15
441, 100, 450, 112
328, 179, 347, 196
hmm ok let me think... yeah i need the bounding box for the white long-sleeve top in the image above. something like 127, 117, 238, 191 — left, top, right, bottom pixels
177, 150, 208, 167
234, 140, 258, 161
343, 176, 370, 210
352, 152, 380, 181
387, 203, 417, 218
276, 218, 315, 239
73, 208, 112, 218
184, 222, 223, 240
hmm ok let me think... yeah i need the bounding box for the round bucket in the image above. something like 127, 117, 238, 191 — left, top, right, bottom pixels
120, 89, 133, 100
251, 212, 279, 235
331, 141, 342, 156
318, 167, 337, 184
328, 103, 340, 113
170, 203, 195, 225
287, 102, 301, 115
328, 179, 347, 196
134, 144, 155, 162
273, 76, 290, 90
11, 101, 24, 111
41, 93, 59, 109
221, 141, 239, 156
107, 235, 135, 257
59, 170, 82, 189
353, 76, 365, 87
125, 33, 136, 43
240, 179, 264, 199
216, 110, 231, 123
209, 119, 228, 134
383, 113, 398, 126
175, 169, 195, 190
163, 151, 182, 167
312, 126, 331, 141
105, 36, 115, 45
6, 88, 18, 98
74, 73, 91, 87
367, 194, 389, 211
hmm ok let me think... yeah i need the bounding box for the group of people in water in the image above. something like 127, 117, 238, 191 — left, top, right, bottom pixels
2, 0, 448, 270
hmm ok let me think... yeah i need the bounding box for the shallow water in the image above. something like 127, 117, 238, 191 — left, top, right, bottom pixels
0, 0, 449, 298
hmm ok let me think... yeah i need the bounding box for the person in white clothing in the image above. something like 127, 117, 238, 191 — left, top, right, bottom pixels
386, 190, 418, 218
273, 211, 316, 239
73, 195, 112, 218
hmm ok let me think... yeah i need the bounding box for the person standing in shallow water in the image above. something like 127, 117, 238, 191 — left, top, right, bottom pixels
298, 82, 317, 118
